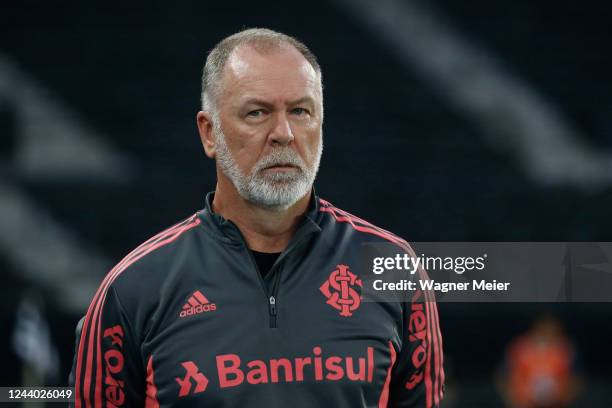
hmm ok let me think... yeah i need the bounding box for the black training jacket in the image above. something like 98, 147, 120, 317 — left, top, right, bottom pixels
69, 192, 444, 407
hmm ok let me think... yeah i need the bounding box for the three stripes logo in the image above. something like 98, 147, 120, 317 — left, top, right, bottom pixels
179, 290, 217, 318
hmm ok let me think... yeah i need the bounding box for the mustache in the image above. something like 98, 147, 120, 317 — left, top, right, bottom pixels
253, 149, 306, 173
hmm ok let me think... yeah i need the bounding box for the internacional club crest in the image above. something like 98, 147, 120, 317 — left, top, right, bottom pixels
319, 264, 362, 317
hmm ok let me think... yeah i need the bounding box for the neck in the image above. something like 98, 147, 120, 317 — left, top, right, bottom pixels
212, 176, 311, 253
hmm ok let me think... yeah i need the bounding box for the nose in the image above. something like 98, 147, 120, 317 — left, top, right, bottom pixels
269, 112, 294, 146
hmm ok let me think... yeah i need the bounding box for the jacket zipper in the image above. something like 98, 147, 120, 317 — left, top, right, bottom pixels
266, 268, 283, 328
268, 296, 277, 328
244, 247, 280, 329
238, 220, 319, 329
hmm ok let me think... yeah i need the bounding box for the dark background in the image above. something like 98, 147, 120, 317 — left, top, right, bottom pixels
1, 1, 611, 406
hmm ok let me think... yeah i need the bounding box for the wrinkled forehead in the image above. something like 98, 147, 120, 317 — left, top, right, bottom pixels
220, 43, 321, 103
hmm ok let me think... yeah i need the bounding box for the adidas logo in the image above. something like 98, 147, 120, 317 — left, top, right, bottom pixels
180, 290, 217, 318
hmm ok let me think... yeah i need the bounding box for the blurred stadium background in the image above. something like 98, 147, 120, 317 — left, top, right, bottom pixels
1, 1, 611, 406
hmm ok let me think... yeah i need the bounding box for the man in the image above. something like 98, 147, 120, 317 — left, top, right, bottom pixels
70, 28, 444, 407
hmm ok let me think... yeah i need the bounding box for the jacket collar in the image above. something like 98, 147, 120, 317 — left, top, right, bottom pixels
201, 190, 322, 246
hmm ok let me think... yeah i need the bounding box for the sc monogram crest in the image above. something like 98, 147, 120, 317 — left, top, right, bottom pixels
319, 264, 362, 317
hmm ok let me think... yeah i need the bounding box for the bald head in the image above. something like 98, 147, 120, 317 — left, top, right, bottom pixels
201, 28, 323, 116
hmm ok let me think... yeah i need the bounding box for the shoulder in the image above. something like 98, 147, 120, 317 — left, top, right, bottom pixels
101, 212, 203, 302
75, 212, 204, 344
318, 197, 414, 253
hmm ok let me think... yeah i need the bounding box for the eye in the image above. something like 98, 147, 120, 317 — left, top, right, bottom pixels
247, 109, 265, 118
290, 107, 309, 116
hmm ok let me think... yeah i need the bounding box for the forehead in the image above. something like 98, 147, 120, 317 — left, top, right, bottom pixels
221, 43, 320, 104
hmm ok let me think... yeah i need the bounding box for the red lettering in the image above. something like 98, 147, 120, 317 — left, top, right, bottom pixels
345, 357, 366, 381
407, 302, 428, 388
246, 360, 268, 384
409, 329, 427, 342
295, 357, 311, 381
179, 303, 216, 318
412, 344, 427, 368
313, 347, 323, 380
408, 310, 426, 334
217, 354, 244, 388
105, 386, 125, 406
104, 372, 124, 388
212, 345, 377, 389
104, 349, 124, 374
270, 359, 293, 383
103, 325, 124, 348
324, 357, 344, 380
405, 372, 424, 389
103, 325, 125, 407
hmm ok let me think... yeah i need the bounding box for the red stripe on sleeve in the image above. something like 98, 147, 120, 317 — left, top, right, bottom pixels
75, 215, 200, 408
378, 341, 397, 408
75, 215, 197, 406
432, 300, 444, 401
424, 295, 434, 407
145, 355, 160, 408
93, 220, 201, 407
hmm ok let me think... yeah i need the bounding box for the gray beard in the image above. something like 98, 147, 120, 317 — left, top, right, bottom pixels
213, 122, 322, 211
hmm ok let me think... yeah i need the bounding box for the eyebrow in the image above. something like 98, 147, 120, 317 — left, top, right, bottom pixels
241, 96, 315, 109
287, 96, 315, 106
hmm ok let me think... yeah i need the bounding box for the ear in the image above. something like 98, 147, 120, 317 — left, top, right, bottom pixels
196, 111, 217, 159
